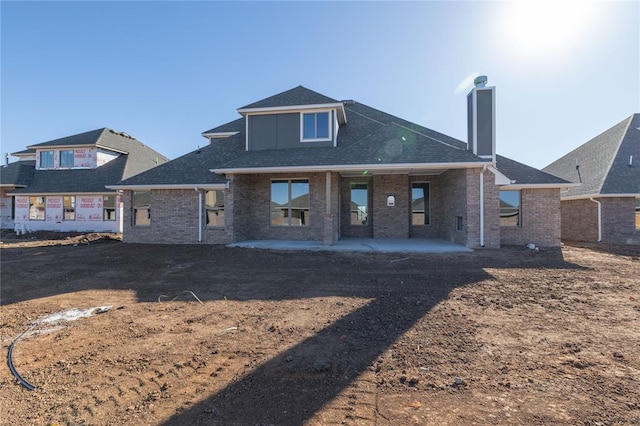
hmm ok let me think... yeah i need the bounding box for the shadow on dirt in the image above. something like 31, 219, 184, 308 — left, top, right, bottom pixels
0, 241, 590, 424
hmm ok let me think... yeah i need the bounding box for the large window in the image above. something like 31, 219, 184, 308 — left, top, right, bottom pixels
302, 112, 330, 141
635, 197, 640, 230
40, 151, 54, 168
205, 190, 225, 227
60, 150, 74, 168
500, 190, 521, 227
29, 196, 45, 220
103, 195, 116, 221
350, 183, 369, 225
63, 196, 75, 220
271, 180, 309, 226
133, 191, 151, 226
411, 182, 430, 225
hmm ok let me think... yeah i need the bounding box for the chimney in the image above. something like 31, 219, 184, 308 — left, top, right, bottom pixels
467, 75, 496, 161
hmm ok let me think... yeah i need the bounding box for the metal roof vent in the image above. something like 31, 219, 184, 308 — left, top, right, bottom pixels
474, 75, 488, 88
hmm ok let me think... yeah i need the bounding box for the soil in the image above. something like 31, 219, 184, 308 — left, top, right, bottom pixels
1, 231, 639, 425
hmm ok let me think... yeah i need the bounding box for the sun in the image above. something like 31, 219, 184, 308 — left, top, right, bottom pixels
502, 0, 597, 57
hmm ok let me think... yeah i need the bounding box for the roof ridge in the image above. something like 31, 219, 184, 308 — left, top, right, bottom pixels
595, 115, 633, 194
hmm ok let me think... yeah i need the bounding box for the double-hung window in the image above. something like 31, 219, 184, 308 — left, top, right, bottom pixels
133, 191, 151, 226
411, 182, 430, 225
271, 180, 309, 226
40, 151, 54, 169
500, 190, 521, 227
29, 196, 45, 220
205, 190, 225, 227
63, 196, 75, 220
302, 111, 330, 141
60, 150, 74, 168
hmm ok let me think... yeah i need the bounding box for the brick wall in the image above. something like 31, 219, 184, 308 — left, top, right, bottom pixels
372, 174, 409, 238
409, 175, 442, 239
438, 169, 468, 246
559, 198, 599, 242
601, 197, 640, 245
340, 177, 373, 238
501, 188, 562, 247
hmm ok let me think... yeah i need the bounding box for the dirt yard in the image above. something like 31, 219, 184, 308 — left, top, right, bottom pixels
1, 232, 639, 425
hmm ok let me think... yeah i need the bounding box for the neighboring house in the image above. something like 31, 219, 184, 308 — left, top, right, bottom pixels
0, 128, 168, 233
543, 114, 640, 245
110, 83, 573, 248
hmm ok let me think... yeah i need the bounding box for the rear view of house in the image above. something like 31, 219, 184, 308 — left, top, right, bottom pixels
0, 128, 168, 233
544, 114, 640, 245
111, 83, 572, 248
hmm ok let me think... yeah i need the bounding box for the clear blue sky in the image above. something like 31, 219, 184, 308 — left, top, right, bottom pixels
2, 1, 638, 169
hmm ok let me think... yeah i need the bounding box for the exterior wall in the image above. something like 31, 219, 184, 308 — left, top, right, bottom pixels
247, 113, 335, 150
601, 197, 640, 245
560, 197, 640, 245
122, 189, 234, 245
233, 173, 328, 241
36, 147, 98, 169
438, 169, 468, 246
340, 176, 373, 238
372, 174, 409, 238
1, 191, 15, 229
559, 199, 599, 242
409, 175, 442, 239
12, 194, 122, 233
501, 188, 562, 247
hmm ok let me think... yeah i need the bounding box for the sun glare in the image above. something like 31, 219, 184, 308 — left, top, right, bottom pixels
503, 0, 597, 57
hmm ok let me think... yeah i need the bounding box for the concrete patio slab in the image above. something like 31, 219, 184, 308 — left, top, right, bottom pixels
227, 238, 473, 253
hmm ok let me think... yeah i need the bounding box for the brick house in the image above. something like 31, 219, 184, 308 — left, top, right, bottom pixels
111, 83, 572, 248
543, 114, 640, 245
0, 128, 168, 233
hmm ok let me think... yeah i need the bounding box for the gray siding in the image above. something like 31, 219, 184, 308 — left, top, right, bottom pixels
476, 89, 494, 157
467, 92, 473, 152
248, 112, 335, 151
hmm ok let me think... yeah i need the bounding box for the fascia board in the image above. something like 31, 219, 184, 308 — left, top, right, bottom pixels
502, 183, 581, 190
238, 103, 347, 124
561, 193, 640, 201
211, 161, 490, 175
106, 183, 227, 191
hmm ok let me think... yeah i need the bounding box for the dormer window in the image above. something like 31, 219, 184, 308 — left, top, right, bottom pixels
60, 150, 74, 168
302, 111, 331, 142
40, 151, 54, 168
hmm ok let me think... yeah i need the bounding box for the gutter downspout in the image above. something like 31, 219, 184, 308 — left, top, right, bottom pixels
589, 197, 602, 242
196, 187, 202, 243
479, 165, 486, 247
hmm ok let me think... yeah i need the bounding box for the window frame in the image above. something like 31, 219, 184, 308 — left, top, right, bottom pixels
411, 182, 431, 226
103, 195, 117, 221
60, 150, 75, 168
29, 196, 45, 221
39, 151, 54, 169
63, 196, 75, 221
270, 179, 310, 227
205, 190, 225, 228
132, 191, 151, 226
301, 111, 332, 142
350, 182, 369, 226
499, 190, 521, 227
635, 197, 640, 230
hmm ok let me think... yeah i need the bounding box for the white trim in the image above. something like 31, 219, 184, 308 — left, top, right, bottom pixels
238, 103, 347, 124
245, 117, 249, 151
488, 165, 512, 185
501, 183, 580, 190
480, 166, 485, 247
201, 131, 240, 139
107, 183, 227, 191
11, 192, 117, 196
211, 161, 490, 175
561, 193, 640, 201
590, 197, 603, 242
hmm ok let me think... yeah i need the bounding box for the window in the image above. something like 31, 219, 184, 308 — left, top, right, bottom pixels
11, 197, 15, 220
40, 151, 54, 168
133, 191, 151, 226
456, 216, 464, 231
60, 150, 74, 168
635, 197, 640, 230
500, 190, 521, 226
302, 111, 330, 141
63, 196, 75, 220
205, 190, 225, 227
103, 195, 116, 221
271, 180, 309, 226
350, 183, 369, 225
29, 196, 45, 220
411, 182, 430, 225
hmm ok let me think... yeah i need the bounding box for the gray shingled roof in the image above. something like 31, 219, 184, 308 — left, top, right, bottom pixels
240, 86, 339, 109
0, 160, 36, 187
543, 114, 640, 197
3, 128, 169, 194
119, 86, 566, 187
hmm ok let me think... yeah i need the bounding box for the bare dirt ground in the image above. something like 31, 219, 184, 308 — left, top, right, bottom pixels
1, 231, 639, 426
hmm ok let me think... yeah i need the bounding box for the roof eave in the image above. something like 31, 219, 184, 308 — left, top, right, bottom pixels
237, 103, 347, 124
562, 192, 640, 201
502, 182, 581, 190
106, 183, 228, 191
